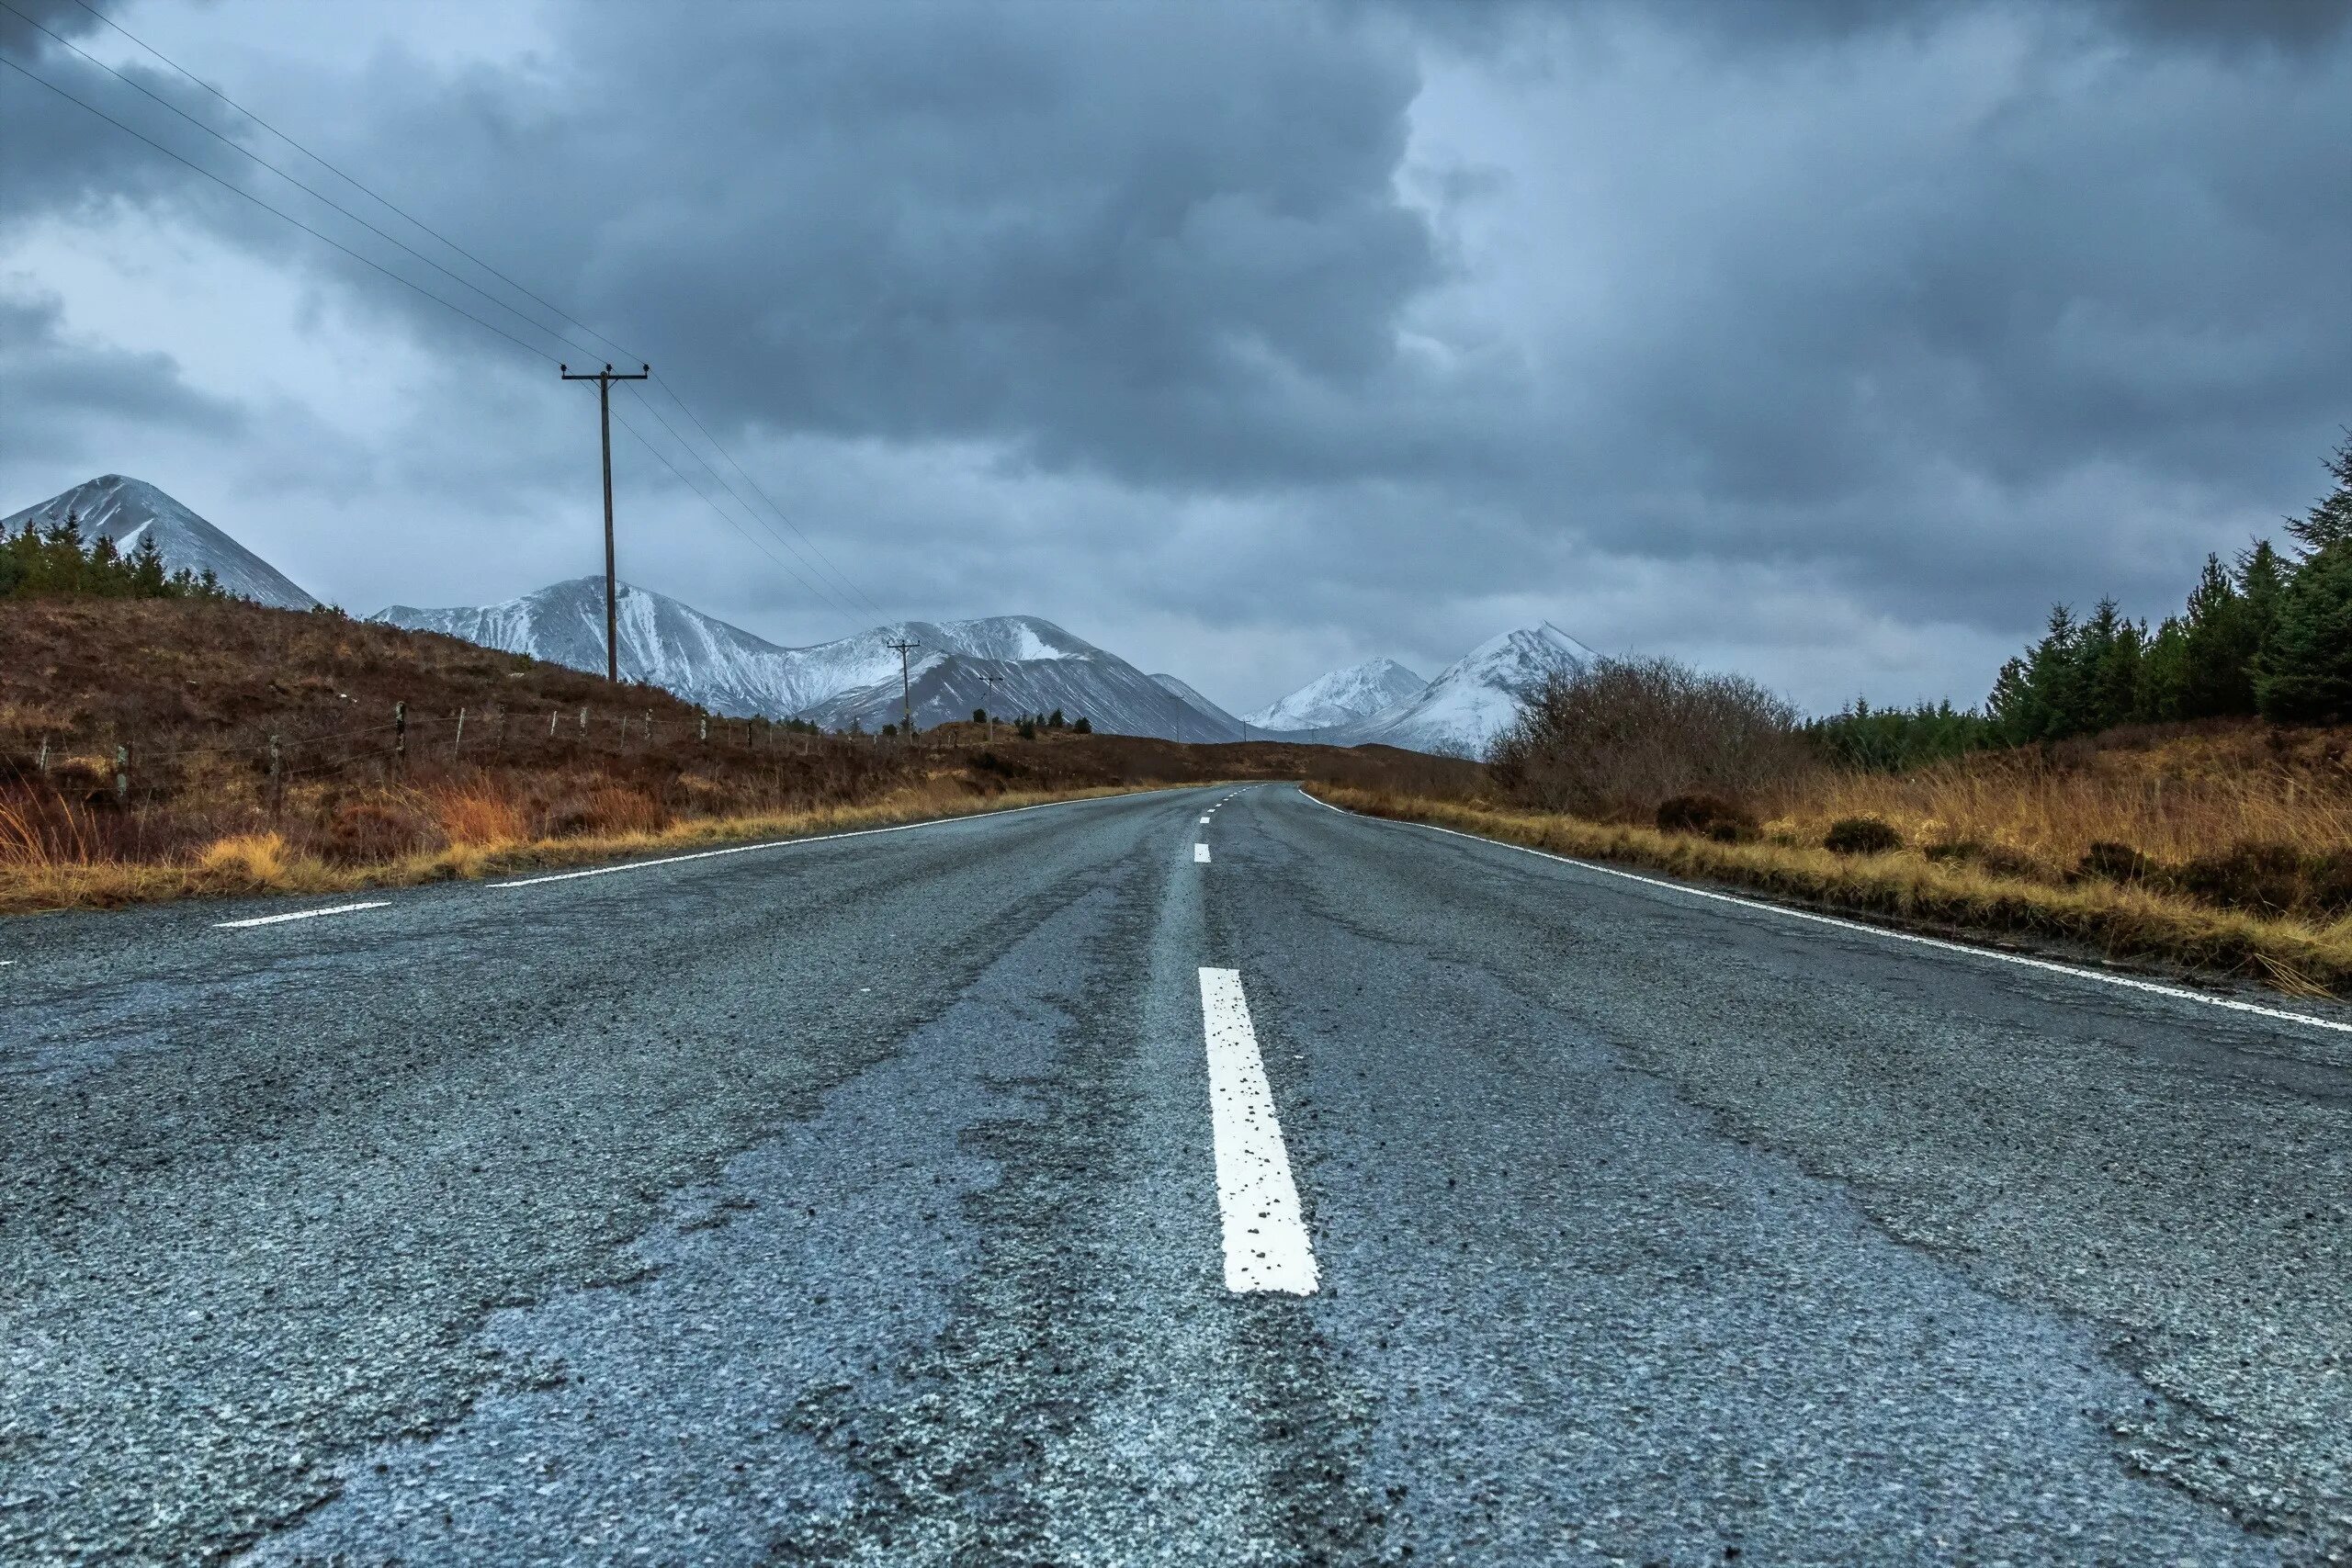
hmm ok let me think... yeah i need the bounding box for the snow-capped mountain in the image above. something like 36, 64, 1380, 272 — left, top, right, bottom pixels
1243, 658, 1425, 731
374, 581, 1241, 739
797, 627, 1242, 741
374, 578, 843, 716
1333, 624, 1596, 757
2, 475, 316, 608
1150, 672, 1244, 734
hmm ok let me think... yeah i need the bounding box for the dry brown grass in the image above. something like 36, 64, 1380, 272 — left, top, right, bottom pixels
0, 594, 1482, 916
0, 781, 1162, 915
1311, 780, 2352, 998
1758, 728, 2352, 872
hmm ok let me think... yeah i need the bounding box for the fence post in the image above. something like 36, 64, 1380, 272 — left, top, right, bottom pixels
452, 706, 467, 758
549, 709, 560, 739
579, 705, 588, 735
114, 744, 130, 805
394, 701, 407, 773
36, 738, 48, 774
699, 715, 708, 745
267, 732, 282, 815
644, 708, 653, 746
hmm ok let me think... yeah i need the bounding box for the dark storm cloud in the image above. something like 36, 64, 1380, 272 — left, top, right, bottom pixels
300, 0, 1455, 490
0, 0, 257, 220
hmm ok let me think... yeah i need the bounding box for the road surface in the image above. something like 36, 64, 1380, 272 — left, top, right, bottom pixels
4, 784, 2347, 1565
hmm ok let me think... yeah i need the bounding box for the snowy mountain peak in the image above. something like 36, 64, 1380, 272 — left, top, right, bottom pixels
1243, 657, 1425, 731
373, 584, 1239, 739
1, 474, 317, 608
1458, 621, 1599, 671
1333, 623, 1596, 757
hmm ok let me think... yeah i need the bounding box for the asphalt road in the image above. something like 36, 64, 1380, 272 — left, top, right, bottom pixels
4, 783, 2348, 1565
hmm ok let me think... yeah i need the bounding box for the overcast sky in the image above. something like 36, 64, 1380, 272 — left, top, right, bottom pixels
4, 0, 2346, 714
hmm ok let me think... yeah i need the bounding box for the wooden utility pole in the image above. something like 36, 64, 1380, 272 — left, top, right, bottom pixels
560, 361, 650, 683
886, 638, 921, 736
978, 671, 1006, 744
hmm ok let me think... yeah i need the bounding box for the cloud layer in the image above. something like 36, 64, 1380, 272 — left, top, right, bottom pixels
1, 0, 2345, 712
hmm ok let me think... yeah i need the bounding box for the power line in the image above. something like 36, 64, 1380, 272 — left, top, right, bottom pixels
5, 2, 600, 366
10, 17, 891, 631
647, 375, 886, 620
55, 0, 890, 627
0, 51, 562, 367
606, 404, 868, 642
617, 384, 867, 627
62, 0, 644, 367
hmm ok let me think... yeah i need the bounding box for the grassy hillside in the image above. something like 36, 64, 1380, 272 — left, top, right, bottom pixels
0, 597, 1476, 911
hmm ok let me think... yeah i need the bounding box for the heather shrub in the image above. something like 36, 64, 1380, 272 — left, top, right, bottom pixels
541, 785, 669, 839
2177, 841, 2303, 915
1656, 793, 1759, 842
2079, 840, 2158, 883
317, 798, 441, 864
1823, 816, 1904, 855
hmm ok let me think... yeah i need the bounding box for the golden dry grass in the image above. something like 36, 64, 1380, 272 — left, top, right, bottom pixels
1758, 731, 2352, 874
0, 781, 1163, 916
1309, 782, 2352, 998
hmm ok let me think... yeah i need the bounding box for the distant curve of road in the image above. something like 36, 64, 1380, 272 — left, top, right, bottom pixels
3, 783, 2347, 1565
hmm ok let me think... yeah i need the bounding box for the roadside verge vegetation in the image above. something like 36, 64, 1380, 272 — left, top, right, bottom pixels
1319, 440, 2352, 998
1318, 653, 2351, 997
0, 596, 1476, 914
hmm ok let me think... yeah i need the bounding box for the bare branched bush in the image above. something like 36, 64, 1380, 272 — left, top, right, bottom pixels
1488, 656, 1808, 819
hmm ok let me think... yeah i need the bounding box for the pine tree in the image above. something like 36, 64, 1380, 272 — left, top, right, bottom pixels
2134, 615, 2190, 723
2256, 539, 2352, 722
130, 534, 169, 596
2285, 430, 2352, 558
2080, 599, 2142, 732
2178, 555, 2256, 717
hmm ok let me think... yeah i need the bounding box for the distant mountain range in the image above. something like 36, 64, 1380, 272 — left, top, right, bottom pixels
1, 475, 317, 609
1242, 658, 1425, 731
6, 475, 1598, 756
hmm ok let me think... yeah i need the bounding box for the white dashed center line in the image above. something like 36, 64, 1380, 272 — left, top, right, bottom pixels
215, 901, 390, 930
1194, 843, 1212, 863
1197, 967, 1318, 1295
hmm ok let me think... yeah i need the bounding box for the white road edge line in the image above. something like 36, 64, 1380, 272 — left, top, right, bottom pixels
1194, 843, 1212, 863
1200, 815, 1212, 823
492, 791, 1161, 889
1197, 967, 1318, 1295
1299, 788, 2352, 1038
215, 901, 390, 930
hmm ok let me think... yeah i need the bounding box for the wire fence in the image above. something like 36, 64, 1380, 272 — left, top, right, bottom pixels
0, 697, 978, 812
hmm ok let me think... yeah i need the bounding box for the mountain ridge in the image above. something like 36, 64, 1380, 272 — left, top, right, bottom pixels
2, 475, 317, 609
1243, 657, 1426, 731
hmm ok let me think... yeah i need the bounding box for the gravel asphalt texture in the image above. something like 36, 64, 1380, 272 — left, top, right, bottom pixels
3, 783, 2347, 1564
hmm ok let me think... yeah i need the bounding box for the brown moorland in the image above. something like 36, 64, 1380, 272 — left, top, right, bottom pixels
1314, 718, 2352, 998
0, 596, 1477, 912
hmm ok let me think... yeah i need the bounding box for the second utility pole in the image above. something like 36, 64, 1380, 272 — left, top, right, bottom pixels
887, 638, 920, 736
560, 361, 650, 682
978, 670, 1006, 744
